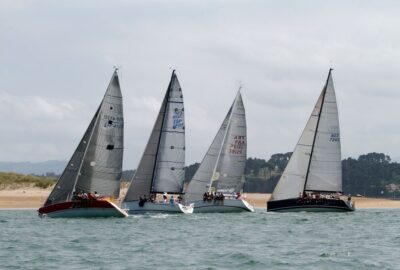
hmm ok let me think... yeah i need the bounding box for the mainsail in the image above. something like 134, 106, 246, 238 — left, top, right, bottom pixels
185, 90, 247, 202
123, 71, 185, 202
44, 70, 124, 206
271, 69, 341, 201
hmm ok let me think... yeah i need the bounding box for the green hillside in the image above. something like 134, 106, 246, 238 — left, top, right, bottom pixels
0, 172, 56, 190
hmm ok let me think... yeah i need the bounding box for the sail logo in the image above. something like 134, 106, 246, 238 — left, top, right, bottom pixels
329, 132, 340, 142
173, 109, 184, 129
229, 135, 245, 155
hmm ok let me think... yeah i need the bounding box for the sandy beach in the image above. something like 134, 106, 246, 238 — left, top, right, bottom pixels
0, 188, 52, 209
1, 187, 400, 209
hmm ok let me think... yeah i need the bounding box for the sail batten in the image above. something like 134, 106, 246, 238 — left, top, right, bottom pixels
271, 70, 341, 201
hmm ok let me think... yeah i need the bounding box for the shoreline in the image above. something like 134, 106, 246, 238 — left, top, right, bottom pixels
1, 188, 400, 209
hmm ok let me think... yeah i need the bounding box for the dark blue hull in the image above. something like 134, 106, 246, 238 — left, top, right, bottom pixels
267, 198, 355, 212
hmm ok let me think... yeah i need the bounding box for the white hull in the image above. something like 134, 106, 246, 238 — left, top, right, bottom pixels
122, 201, 193, 214
192, 199, 254, 213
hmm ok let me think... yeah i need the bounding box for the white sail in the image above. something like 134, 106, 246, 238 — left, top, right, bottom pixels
213, 92, 247, 193
151, 72, 185, 193
271, 70, 340, 201
124, 71, 185, 201
305, 74, 342, 192
185, 91, 246, 202
44, 70, 123, 206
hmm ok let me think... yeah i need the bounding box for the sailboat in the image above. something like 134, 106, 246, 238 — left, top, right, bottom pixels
267, 69, 355, 212
185, 90, 254, 213
38, 70, 128, 218
122, 71, 193, 214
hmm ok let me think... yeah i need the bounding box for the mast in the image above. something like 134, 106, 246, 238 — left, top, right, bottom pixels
149, 70, 175, 194
302, 69, 332, 193
207, 88, 240, 193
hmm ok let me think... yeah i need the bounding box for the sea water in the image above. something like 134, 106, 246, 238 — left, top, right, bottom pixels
0, 209, 399, 270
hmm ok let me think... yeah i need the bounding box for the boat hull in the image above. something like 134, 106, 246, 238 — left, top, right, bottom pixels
122, 201, 194, 214
192, 199, 254, 213
38, 200, 128, 218
267, 198, 355, 212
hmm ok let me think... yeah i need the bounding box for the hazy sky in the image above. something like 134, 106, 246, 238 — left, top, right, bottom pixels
1, 0, 400, 168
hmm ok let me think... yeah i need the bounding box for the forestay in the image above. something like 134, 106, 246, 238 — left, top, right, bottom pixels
123, 71, 185, 202
185, 91, 246, 202
271, 70, 341, 201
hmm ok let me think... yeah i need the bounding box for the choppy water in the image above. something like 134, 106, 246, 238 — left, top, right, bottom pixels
0, 209, 399, 270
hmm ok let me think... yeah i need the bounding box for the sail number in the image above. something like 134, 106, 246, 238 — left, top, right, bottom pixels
103, 115, 123, 128
329, 133, 340, 142
229, 135, 246, 155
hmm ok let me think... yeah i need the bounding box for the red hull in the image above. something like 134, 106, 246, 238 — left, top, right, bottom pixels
38, 199, 128, 218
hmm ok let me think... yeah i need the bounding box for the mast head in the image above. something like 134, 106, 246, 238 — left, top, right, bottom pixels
112, 67, 120, 80
238, 81, 243, 93
169, 66, 176, 75
235, 81, 243, 100
328, 68, 334, 77
170, 69, 177, 81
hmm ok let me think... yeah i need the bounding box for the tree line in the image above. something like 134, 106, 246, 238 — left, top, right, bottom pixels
182, 152, 400, 198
